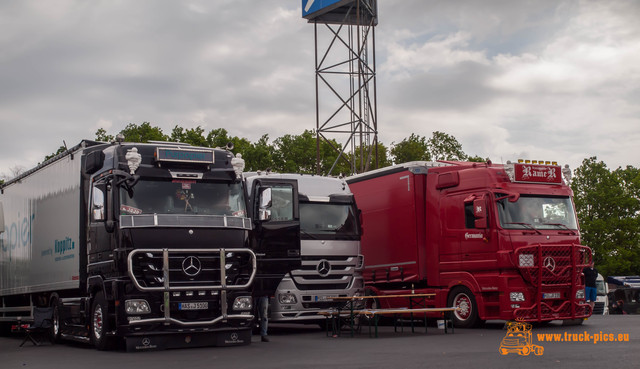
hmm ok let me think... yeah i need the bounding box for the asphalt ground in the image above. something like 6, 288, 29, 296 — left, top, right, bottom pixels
1, 315, 638, 369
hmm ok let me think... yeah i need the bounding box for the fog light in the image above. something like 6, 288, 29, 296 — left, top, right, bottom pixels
233, 296, 252, 311
510, 292, 525, 302
519, 254, 534, 267
186, 291, 194, 297
576, 289, 585, 299
125, 300, 151, 314
173, 292, 181, 297
278, 293, 297, 305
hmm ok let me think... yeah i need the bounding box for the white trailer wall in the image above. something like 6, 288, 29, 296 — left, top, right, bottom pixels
0, 153, 82, 296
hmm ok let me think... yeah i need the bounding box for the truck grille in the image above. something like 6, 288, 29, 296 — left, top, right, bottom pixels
127, 248, 256, 291
513, 244, 592, 321
290, 256, 357, 291
515, 244, 591, 286
593, 301, 605, 315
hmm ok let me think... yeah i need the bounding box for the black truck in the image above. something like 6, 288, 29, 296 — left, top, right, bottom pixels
0, 138, 300, 350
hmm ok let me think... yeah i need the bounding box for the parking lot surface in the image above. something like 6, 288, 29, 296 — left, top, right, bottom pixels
1, 315, 639, 369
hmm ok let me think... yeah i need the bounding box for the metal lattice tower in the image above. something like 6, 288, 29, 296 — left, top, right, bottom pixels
304, 0, 378, 175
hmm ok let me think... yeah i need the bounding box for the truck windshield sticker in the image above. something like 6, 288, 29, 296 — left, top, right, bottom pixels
120, 205, 143, 215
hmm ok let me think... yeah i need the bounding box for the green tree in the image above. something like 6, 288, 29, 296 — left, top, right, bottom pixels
243, 134, 275, 172
467, 155, 489, 163
169, 125, 208, 147
390, 134, 429, 164
42, 146, 67, 163
342, 141, 391, 174
95, 128, 114, 142
120, 122, 167, 142
427, 131, 467, 161
571, 157, 640, 276
272, 130, 317, 174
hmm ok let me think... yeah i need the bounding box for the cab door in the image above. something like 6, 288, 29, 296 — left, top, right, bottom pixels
250, 178, 301, 296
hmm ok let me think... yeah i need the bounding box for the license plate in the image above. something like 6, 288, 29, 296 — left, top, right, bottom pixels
179, 302, 209, 310
543, 292, 561, 299
314, 295, 328, 302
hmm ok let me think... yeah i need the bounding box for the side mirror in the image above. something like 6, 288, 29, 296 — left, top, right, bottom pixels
258, 188, 272, 221
473, 198, 488, 229
0, 202, 5, 234
92, 186, 106, 221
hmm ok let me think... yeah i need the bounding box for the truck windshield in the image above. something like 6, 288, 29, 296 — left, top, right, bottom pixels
119, 180, 246, 216
596, 279, 607, 296
299, 203, 359, 240
496, 195, 578, 230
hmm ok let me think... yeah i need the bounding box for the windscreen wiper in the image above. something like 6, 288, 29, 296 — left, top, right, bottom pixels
505, 222, 542, 235
300, 229, 319, 240
543, 223, 577, 235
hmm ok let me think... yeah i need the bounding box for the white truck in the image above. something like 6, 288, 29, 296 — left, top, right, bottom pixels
244, 173, 364, 323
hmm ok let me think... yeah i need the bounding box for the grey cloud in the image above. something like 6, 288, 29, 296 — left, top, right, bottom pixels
381, 61, 500, 111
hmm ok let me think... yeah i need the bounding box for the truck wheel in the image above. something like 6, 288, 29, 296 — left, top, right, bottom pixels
91, 294, 115, 350
534, 345, 544, 355
51, 301, 62, 342
448, 286, 479, 328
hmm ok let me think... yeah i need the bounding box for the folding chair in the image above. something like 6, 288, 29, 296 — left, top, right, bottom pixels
20, 307, 54, 347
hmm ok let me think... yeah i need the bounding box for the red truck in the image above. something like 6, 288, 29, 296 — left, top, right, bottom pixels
346, 160, 592, 327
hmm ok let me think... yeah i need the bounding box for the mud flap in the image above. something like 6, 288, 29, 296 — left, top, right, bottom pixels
125, 329, 251, 351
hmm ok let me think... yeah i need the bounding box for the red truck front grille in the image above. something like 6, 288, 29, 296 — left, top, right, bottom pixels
513, 244, 592, 321
515, 244, 591, 286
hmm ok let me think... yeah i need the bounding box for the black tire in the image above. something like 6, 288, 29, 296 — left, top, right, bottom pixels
0, 322, 11, 336
91, 293, 115, 350
51, 301, 62, 343
448, 286, 480, 328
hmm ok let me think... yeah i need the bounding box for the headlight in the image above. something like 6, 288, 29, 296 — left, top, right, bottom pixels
576, 289, 585, 299
125, 299, 151, 314
232, 296, 252, 311
510, 292, 525, 302
278, 293, 297, 304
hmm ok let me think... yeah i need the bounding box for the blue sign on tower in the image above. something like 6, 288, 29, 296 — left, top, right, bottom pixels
302, 0, 346, 18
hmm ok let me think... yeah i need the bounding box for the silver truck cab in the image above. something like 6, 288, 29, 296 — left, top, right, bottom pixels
244, 173, 364, 323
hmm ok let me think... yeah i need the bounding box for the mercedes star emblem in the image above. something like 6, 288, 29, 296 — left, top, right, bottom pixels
317, 259, 331, 277
182, 256, 202, 277
231, 333, 239, 341
142, 338, 151, 346
543, 256, 556, 272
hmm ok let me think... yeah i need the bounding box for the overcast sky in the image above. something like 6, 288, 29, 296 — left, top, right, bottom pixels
1, 0, 639, 178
